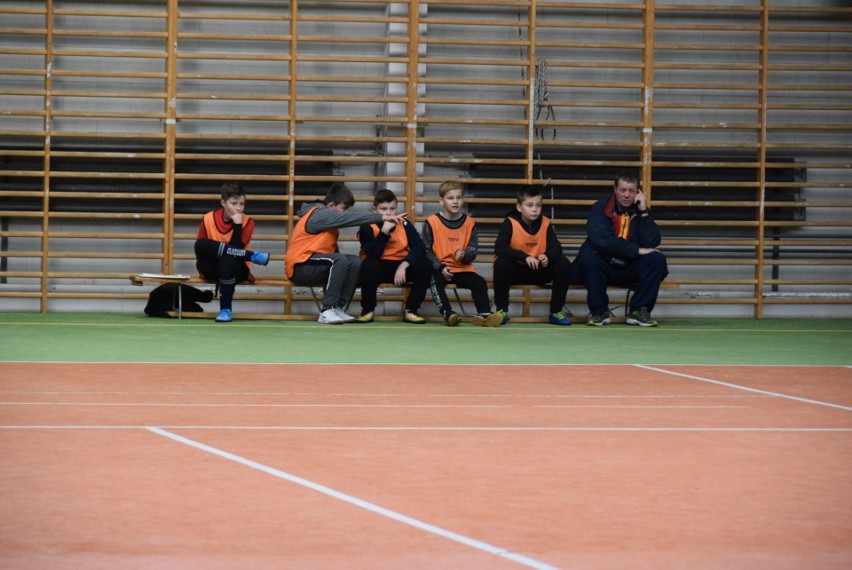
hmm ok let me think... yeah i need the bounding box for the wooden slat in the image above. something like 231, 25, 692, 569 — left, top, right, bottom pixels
53, 30, 167, 39
53, 9, 167, 18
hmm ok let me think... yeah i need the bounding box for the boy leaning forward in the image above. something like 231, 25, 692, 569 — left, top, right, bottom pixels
285, 183, 405, 324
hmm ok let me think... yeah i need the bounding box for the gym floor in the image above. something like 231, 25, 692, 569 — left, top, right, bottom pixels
1, 314, 850, 569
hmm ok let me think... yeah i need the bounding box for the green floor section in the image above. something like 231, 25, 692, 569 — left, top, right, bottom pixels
1, 313, 850, 365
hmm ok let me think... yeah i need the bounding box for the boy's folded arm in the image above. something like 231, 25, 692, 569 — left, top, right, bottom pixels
360, 228, 390, 259
229, 223, 245, 247
401, 224, 426, 262
494, 220, 527, 261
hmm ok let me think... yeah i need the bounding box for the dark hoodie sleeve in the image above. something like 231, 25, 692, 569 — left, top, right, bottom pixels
634, 211, 662, 249
544, 221, 563, 261
229, 224, 244, 247
231, 216, 255, 248
494, 218, 527, 263
358, 223, 388, 260
402, 221, 426, 264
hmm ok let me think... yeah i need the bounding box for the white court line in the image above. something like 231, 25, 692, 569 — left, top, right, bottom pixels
0, 402, 514, 409
3, 425, 851, 432
534, 405, 746, 409
636, 365, 852, 412
2, 360, 848, 367
0, 402, 746, 410
145, 426, 559, 570
0, 390, 768, 398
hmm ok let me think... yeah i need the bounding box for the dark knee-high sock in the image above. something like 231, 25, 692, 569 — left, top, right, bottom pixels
219, 279, 236, 310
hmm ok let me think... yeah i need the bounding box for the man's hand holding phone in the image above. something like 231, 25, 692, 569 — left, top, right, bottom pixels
634, 190, 648, 212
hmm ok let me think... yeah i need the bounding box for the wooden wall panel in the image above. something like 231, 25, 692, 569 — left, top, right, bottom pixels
0, 0, 849, 317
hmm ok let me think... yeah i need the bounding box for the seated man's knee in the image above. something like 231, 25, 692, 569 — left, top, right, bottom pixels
645, 250, 668, 271
575, 250, 605, 275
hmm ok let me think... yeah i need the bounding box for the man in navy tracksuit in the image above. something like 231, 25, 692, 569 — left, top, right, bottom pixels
572, 171, 668, 327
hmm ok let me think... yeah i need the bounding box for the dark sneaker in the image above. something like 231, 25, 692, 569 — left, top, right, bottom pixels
444, 312, 461, 327
549, 311, 572, 326
403, 310, 426, 324
587, 312, 611, 326
626, 307, 657, 327
250, 251, 270, 266
215, 308, 233, 323
354, 311, 374, 323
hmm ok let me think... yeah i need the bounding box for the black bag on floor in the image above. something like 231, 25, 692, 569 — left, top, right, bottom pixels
144, 283, 215, 318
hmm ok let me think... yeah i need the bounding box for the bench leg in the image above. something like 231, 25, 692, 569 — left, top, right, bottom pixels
451, 288, 476, 317
624, 287, 634, 317
175, 285, 183, 320
308, 287, 323, 313
301, 285, 353, 314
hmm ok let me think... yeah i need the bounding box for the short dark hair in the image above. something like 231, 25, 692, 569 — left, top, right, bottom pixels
373, 188, 397, 207
613, 170, 640, 189
517, 185, 542, 203
323, 183, 355, 208
220, 181, 245, 201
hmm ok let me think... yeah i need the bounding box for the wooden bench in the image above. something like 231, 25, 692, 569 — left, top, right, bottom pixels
376, 281, 680, 323
131, 273, 679, 323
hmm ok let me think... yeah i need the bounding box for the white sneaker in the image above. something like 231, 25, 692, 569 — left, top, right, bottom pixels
334, 307, 356, 323
318, 308, 345, 324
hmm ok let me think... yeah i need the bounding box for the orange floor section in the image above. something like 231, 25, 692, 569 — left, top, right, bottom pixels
1, 363, 851, 569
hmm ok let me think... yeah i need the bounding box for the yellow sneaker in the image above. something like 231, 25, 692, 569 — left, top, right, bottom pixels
403, 310, 426, 324
354, 311, 374, 323
445, 312, 461, 327
473, 312, 504, 327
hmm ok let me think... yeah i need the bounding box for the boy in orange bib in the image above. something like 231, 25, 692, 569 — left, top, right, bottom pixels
422, 181, 502, 327
355, 189, 432, 323
194, 181, 270, 323
286, 183, 406, 324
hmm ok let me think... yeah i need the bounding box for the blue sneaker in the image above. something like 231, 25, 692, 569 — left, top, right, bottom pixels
250, 251, 269, 266
215, 308, 233, 322
549, 311, 572, 326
